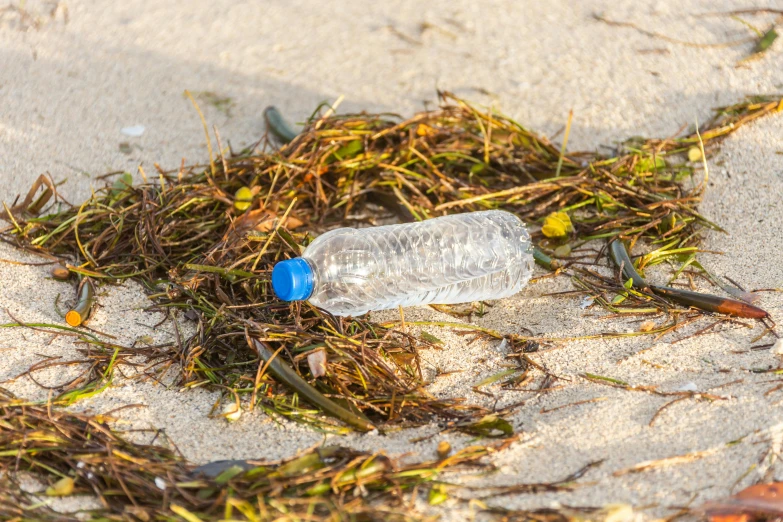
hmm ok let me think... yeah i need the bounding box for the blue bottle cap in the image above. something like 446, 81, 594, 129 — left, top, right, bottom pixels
272, 258, 314, 301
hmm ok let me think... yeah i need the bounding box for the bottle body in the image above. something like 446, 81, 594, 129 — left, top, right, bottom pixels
272, 210, 534, 316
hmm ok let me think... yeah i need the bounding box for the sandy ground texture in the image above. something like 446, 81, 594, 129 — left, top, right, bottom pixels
2, 0, 783, 519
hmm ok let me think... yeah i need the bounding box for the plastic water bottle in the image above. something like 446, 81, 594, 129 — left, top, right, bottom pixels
271, 210, 534, 316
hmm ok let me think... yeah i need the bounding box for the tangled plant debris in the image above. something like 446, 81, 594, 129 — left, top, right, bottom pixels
2, 92, 781, 432
0, 90, 781, 520
2, 389, 589, 520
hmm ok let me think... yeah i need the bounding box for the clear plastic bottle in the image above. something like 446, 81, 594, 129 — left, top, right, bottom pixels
271, 210, 534, 316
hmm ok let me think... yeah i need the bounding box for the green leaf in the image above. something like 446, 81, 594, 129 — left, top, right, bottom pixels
196, 488, 215, 499
277, 228, 303, 255
584, 373, 629, 386
330, 140, 363, 161
740, 27, 778, 64
306, 481, 331, 496
623, 277, 634, 289
757, 27, 778, 53
419, 331, 443, 344
634, 155, 666, 173
611, 294, 627, 304
474, 369, 518, 388
110, 173, 133, 199
470, 163, 486, 174
458, 414, 514, 438
214, 465, 245, 485
428, 485, 449, 505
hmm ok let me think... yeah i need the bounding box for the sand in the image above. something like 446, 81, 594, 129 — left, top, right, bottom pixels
1, 0, 782, 518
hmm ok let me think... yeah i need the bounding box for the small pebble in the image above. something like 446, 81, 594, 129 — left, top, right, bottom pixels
222, 403, 242, 422
553, 244, 571, 258
121, 125, 145, 137
675, 382, 698, 392
639, 321, 655, 332
50, 265, 70, 280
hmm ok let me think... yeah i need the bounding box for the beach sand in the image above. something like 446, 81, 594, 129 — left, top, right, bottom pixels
1, 0, 782, 518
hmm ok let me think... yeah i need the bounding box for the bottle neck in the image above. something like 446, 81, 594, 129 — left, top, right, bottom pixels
271, 257, 314, 301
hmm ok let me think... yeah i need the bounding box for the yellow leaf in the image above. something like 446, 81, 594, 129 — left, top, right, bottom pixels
112, 449, 146, 465
170, 504, 205, 522
542, 211, 573, 238
468, 498, 489, 511
600, 503, 635, 522
416, 123, 437, 137
688, 146, 702, 162
226, 498, 261, 522
45, 476, 74, 496
436, 440, 451, 459
234, 186, 254, 212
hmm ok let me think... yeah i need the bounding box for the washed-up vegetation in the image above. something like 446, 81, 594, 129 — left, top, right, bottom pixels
1, 390, 585, 520
1, 91, 781, 520
3, 91, 781, 429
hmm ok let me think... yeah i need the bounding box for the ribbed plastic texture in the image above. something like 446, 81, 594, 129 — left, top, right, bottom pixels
301, 210, 534, 316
